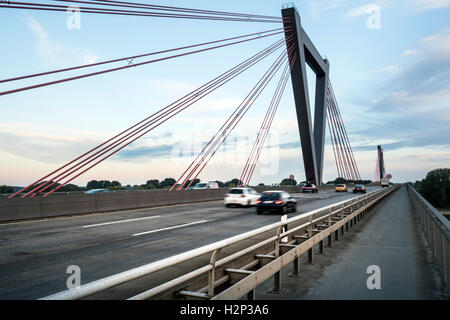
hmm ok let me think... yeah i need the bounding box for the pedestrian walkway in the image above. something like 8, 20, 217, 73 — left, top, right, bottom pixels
256, 186, 445, 299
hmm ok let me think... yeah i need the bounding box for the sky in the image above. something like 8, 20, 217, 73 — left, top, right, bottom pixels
0, 0, 449, 187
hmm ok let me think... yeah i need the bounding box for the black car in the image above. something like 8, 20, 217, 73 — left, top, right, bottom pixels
255, 191, 297, 215
302, 183, 318, 193
353, 184, 367, 193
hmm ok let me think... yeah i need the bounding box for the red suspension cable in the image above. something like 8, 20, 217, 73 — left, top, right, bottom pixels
0, 2, 284, 23
58, 0, 283, 20
328, 83, 361, 180
11, 39, 285, 198
174, 50, 288, 190
327, 89, 357, 181
0, 28, 287, 84
1, 30, 286, 97
243, 56, 293, 187
38, 42, 286, 197
168, 38, 291, 191
238, 57, 291, 187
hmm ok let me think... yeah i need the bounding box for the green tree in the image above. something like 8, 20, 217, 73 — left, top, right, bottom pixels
160, 178, 177, 189
86, 180, 99, 190
97, 180, 111, 189
216, 180, 225, 188
334, 177, 347, 184
417, 168, 450, 208
146, 179, 160, 189
59, 184, 82, 192
225, 178, 242, 188
110, 181, 121, 188
280, 178, 297, 186
0, 185, 13, 193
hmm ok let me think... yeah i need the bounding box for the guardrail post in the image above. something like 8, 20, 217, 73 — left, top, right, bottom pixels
319, 239, 324, 254
275, 226, 282, 257
272, 226, 283, 293
208, 249, 220, 297
247, 289, 255, 300
308, 215, 314, 263
291, 257, 301, 276
326, 208, 333, 247
443, 233, 449, 291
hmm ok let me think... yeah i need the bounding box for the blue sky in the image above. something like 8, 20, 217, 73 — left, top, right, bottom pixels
0, 0, 449, 186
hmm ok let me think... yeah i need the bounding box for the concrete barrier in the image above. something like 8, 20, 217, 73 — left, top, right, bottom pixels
0, 189, 228, 223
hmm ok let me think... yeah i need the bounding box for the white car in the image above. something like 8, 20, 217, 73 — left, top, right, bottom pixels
224, 187, 260, 207
192, 181, 219, 189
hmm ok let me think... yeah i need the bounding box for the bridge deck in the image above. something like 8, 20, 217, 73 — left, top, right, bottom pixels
256, 186, 445, 299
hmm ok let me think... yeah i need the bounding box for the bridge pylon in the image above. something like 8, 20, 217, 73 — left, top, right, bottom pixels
281, 6, 329, 185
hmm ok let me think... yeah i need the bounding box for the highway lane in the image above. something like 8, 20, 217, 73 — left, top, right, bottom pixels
0, 187, 378, 299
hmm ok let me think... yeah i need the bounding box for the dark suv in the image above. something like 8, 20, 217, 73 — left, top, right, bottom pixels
302, 183, 318, 193
353, 185, 367, 194
255, 191, 297, 215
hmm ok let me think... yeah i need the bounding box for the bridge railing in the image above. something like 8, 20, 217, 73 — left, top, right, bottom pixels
407, 184, 450, 293
41, 185, 400, 300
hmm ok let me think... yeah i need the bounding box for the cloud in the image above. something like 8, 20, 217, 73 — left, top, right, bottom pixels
312, 0, 353, 11
25, 17, 100, 66
409, 0, 450, 11
369, 30, 450, 106
402, 49, 419, 56
346, 29, 450, 169
363, 65, 400, 78
0, 131, 96, 163
115, 144, 175, 160
26, 17, 63, 58
346, 1, 392, 17
352, 127, 450, 152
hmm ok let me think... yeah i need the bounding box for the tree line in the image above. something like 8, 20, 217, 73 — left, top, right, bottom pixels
413, 168, 450, 209
0, 176, 375, 195
325, 178, 373, 185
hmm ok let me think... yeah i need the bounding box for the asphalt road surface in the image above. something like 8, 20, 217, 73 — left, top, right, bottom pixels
0, 187, 377, 299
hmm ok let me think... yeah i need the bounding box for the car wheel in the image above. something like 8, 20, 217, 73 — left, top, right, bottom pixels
246, 200, 251, 208
281, 206, 287, 214
257, 208, 262, 215
291, 205, 297, 212
225, 204, 230, 208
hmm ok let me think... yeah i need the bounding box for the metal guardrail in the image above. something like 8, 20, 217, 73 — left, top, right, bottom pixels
42, 185, 400, 300
407, 185, 449, 294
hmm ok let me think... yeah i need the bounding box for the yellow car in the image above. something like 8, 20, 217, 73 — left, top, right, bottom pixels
335, 184, 348, 192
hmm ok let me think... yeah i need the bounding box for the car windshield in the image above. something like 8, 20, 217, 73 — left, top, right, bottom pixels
356, 185, 364, 188
260, 192, 281, 200
305, 184, 313, 187
337, 184, 345, 187
229, 189, 243, 194
195, 183, 207, 187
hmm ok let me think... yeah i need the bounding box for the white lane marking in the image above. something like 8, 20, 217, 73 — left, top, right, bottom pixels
132, 220, 208, 237
82, 215, 161, 228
